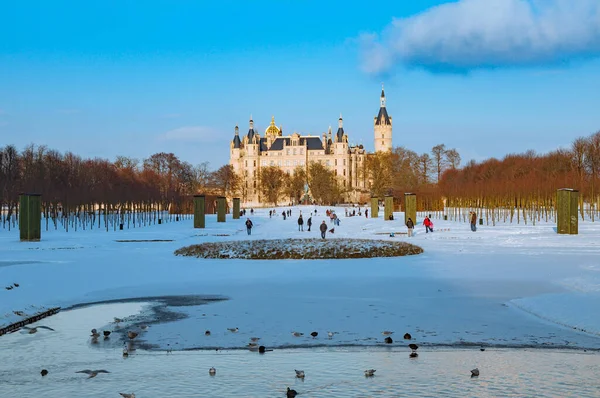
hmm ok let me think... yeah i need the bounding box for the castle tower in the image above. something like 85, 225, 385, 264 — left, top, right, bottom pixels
374, 84, 392, 152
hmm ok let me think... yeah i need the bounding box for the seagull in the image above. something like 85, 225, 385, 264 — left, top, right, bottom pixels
76, 369, 110, 378
292, 331, 304, 337
287, 387, 298, 398
91, 329, 100, 338
295, 369, 305, 379
23, 326, 55, 334
119, 394, 136, 398
384, 336, 393, 344
103, 330, 111, 337
227, 327, 239, 333
123, 348, 129, 357
40, 369, 48, 377
209, 367, 216, 376
310, 331, 318, 338
403, 333, 412, 340
471, 368, 480, 377
250, 337, 260, 342
409, 352, 418, 358
13, 283, 19, 287
327, 331, 337, 338
381, 331, 394, 336
5, 286, 13, 290
409, 343, 418, 352
127, 331, 138, 340
205, 330, 211, 336
364, 369, 376, 377
258, 345, 266, 353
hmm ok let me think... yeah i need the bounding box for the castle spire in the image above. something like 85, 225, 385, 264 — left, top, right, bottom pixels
380, 83, 386, 107
232, 125, 241, 148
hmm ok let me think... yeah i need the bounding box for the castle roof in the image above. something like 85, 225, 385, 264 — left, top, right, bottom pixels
375, 106, 391, 126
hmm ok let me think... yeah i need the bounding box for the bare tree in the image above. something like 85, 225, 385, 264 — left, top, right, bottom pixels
258, 166, 286, 205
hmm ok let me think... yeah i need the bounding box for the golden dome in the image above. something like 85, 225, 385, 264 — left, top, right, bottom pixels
265, 116, 281, 136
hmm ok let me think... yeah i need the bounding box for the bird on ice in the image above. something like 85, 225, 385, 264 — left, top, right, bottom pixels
381, 331, 393, 336
91, 329, 101, 338
384, 336, 393, 344
127, 331, 139, 340
327, 331, 337, 338
364, 369, 376, 377
292, 331, 304, 337
23, 326, 54, 334
40, 369, 48, 376
409, 343, 419, 352
409, 352, 418, 358
75, 369, 110, 378
250, 337, 261, 342
287, 387, 298, 398
295, 369, 305, 379
310, 331, 318, 338
471, 368, 480, 377
119, 393, 136, 398
227, 327, 239, 333
205, 330, 211, 336
209, 367, 216, 376
403, 333, 412, 340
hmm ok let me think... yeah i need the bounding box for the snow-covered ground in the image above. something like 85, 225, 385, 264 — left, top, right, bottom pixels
1, 206, 600, 351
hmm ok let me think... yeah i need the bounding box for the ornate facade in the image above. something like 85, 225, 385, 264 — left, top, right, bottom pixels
230, 87, 393, 206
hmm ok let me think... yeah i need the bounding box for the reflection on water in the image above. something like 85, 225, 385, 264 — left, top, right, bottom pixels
0, 304, 599, 397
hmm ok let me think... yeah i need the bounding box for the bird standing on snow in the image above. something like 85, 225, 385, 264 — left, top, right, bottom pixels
127, 331, 138, 340
409, 352, 418, 358
205, 330, 211, 336
227, 327, 239, 333
23, 326, 55, 334
364, 369, 376, 377
384, 336, 393, 344
295, 369, 305, 379
287, 387, 298, 398
409, 343, 418, 352
209, 367, 216, 376
310, 331, 318, 338
403, 333, 412, 340
75, 369, 110, 379
292, 331, 304, 337
40, 369, 48, 376
471, 368, 480, 377
327, 331, 337, 338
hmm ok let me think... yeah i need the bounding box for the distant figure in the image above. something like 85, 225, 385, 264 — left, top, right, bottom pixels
470, 211, 477, 232
423, 216, 433, 233
320, 221, 328, 239
250, 208, 254, 215
406, 218, 414, 237
282, 211, 286, 220
298, 215, 304, 231
245, 218, 253, 235
388, 214, 394, 220
314, 209, 317, 215
365, 209, 369, 218
307, 216, 312, 231
269, 210, 272, 218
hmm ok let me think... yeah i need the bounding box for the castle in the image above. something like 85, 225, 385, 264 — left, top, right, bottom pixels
230, 87, 393, 206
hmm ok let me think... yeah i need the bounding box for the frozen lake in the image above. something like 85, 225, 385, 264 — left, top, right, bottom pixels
2, 206, 600, 395
1, 303, 599, 398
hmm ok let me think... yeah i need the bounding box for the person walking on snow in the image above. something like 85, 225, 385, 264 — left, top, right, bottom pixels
406, 217, 415, 237
470, 211, 477, 232
245, 218, 253, 235
423, 216, 433, 233
319, 221, 328, 239
298, 214, 304, 231
307, 216, 312, 231
365, 209, 369, 218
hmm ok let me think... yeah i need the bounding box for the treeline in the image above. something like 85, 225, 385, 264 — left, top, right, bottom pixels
0, 144, 238, 230
438, 131, 600, 223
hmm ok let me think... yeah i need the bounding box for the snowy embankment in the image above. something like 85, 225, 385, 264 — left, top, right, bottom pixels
175, 238, 423, 259
1, 205, 600, 350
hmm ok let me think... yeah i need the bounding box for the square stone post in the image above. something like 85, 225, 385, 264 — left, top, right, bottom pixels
404, 193, 417, 227
233, 198, 241, 220
193, 195, 205, 229
19, 193, 42, 241
217, 196, 226, 223
370, 197, 379, 218
384, 196, 394, 221
557, 188, 578, 234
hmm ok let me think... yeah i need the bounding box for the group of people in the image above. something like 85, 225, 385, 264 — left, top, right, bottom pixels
297, 213, 313, 231
404, 215, 434, 237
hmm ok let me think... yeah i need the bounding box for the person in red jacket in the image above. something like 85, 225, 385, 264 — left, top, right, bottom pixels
423, 216, 433, 233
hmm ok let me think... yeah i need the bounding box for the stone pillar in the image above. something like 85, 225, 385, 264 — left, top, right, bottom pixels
557, 188, 578, 234
193, 195, 205, 229
384, 196, 394, 221
19, 193, 42, 241
233, 198, 241, 220
370, 197, 379, 218
217, 196, 226, 222
404, 193, 417, 227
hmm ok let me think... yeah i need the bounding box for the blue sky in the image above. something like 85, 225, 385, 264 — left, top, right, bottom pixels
1, 0, 599, 169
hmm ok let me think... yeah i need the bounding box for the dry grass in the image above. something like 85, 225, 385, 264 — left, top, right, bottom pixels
174, 238, 423, 260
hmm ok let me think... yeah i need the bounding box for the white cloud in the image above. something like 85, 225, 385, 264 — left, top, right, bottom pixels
361, 0, 600, 73
158, 126, 221, 143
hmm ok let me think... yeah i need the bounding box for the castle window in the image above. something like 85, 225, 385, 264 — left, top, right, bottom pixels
335, 170, 337, 175
343, 159, 346, 166
286, 149, 290, 155
343, 169, 346, 176
270, 160, 274, 166
245, 160, 248, 167
335, 159, 338, 166
382, 134, 384, 139
382, 140, 384, 146
254, 160, 256, 167
293, 160, 298, 166
293, 149, 297, 155
300, 160, 305, 166
277, 160, 282, 166
253, 170, 256, 177
253, 181, 256, 188
299, 149, 303, 155
261, 160, 267, 166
